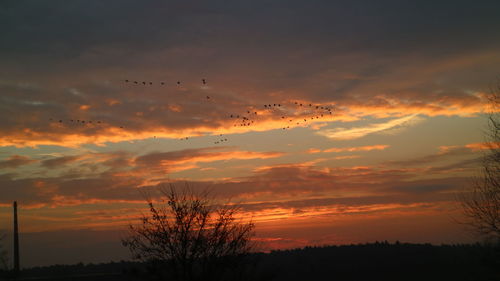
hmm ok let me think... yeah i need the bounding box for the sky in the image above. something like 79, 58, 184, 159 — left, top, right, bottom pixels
1, 0, 500, 267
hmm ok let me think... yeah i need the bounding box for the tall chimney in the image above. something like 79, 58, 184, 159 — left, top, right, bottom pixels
13, 201, 19, 273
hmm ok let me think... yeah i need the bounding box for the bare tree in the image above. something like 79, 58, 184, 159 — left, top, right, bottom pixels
459, 83, 500, 240
122, 184, 255, 281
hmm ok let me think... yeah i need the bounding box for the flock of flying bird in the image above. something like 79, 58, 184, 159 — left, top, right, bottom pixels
49, 78, 336, 145
124, 78, 207, 86
48, 118, 125, 128
124, 78, 212, 100
229, 102, 334, 130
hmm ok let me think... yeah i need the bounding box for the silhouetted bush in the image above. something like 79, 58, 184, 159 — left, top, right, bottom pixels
122, 184, 255, 281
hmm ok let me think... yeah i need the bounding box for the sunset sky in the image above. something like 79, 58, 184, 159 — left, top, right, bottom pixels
1, 1, 500, 267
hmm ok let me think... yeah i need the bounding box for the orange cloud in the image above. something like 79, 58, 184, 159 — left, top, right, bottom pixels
0, 113, 337, 148
438, 142, 498, 153
465, 142, 499, 151
135, 148, 285, 169
341, 91, 488, 119
168, 104, 183, 112
167, 150, 284, 165
323, 144, 389, 153
334, 155, 361, 160
307, 148, 322, 154
79, 104, 91, 111
0, 91, 489, 148
105, 99, 121, 106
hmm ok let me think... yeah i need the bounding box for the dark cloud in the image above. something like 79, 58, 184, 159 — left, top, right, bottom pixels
0, 155, 37, 169
384, 145, 480, 167
41, 155, 81, 168
238, 190, 455, 213
2, 1, 499, 60
100, 151, 133, 169
0, 150, 468, 207
133, 147, 284, 173
0, 147, 284, 205
135, 147, 227, 167
0, 0, 498, 147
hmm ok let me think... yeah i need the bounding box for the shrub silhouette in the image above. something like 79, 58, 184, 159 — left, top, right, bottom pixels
122, 184, 255, 281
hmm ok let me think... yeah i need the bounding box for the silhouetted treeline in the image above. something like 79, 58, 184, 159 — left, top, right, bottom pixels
2, 242, 499, 281
0, 261, 138, 281
255, 241, 499, 281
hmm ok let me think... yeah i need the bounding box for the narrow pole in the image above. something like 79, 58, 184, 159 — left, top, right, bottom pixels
13, 201, 19, 273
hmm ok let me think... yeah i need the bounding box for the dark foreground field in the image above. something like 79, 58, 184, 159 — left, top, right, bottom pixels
2, 242, 499, 281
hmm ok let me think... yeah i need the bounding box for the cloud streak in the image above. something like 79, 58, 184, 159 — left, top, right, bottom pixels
323, 144, 389, 153
316, 114, 424, 140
